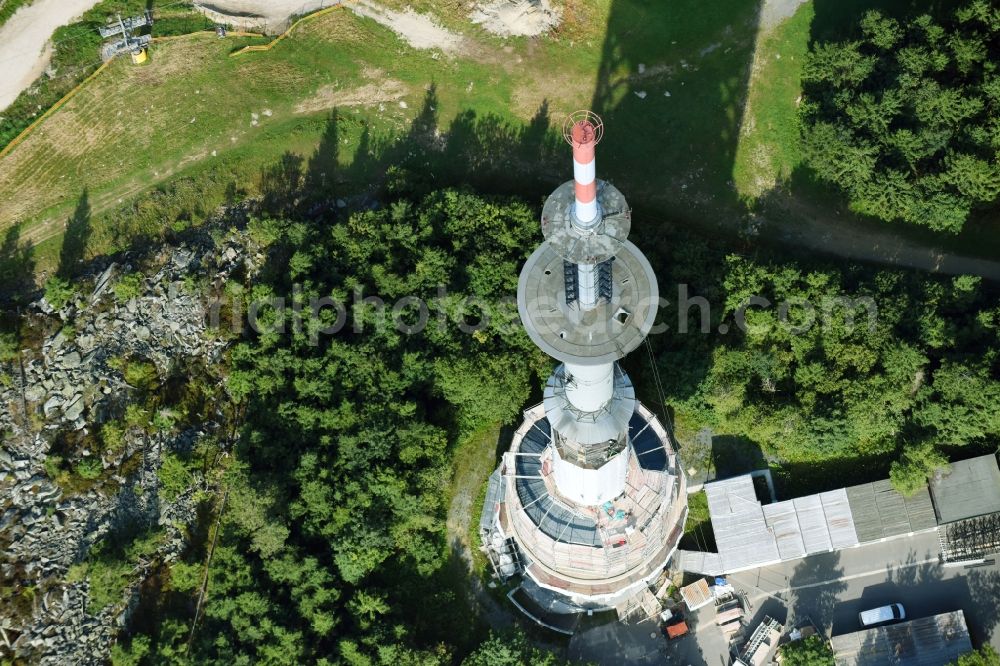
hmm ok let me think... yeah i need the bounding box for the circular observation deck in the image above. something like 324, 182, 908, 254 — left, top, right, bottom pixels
517, 240, 659, 366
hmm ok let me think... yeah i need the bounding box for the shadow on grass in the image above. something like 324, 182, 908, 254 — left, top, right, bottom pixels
771, 453, 889, 499
254, 88, 565, 225
0, 224, 36, 304
57, 188, 92, 279
590, 0, 764, 227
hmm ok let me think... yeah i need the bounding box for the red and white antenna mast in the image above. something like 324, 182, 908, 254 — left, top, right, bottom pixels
564, 110, 604, 228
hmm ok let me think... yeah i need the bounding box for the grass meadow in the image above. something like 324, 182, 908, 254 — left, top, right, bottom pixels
1, 0, 996, 277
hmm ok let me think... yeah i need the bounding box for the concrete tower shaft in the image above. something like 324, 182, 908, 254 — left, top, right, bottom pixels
516, 111, 660, 506
481, 114, 688, 618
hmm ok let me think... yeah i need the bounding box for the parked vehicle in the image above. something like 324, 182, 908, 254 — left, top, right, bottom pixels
859, 603, 905, 627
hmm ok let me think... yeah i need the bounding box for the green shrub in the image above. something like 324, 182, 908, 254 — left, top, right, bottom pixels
0, 333, 18, 363
169, 560, 202, 593
113, 273, 144, 302
43, 277, 75, 310
780, 634, 834, 666
151, 409, 177, 433
74, 525, 166, 612
124, 404, 149, 430
75, 457, 102, 480
43, 455, 64, 481
100, 420, 127, 454
890, 441, 949, 496
111, 635, 151, 666
123, 360, 158, 391
949, 646, 1000, 666
248, 218, 284, 247
158, 452, 193, 502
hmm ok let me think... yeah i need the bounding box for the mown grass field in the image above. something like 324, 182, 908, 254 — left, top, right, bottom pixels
0, 0, 762, 273
732, 2, 813, 200
2, 0, 996, 277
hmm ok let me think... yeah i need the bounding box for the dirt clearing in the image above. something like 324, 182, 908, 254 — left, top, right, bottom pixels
195, 0, 332, 33
295, 68, 408, 113
471, 0, 560, 37
350, 0, 465, 53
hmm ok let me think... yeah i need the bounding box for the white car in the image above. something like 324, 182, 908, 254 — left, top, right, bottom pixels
859, 603, 906, 627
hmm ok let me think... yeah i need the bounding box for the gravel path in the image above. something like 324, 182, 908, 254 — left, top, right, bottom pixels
0, 0, 102, 112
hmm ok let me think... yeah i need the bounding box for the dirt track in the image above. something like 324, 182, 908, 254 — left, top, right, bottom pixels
0, 0, 101, 111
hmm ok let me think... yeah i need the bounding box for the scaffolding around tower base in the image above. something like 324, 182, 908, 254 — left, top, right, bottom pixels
480, 402, 688, 606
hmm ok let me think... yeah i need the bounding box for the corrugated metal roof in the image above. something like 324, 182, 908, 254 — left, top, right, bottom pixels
795, 494, 833, 554
762, 501, 805, 560
832, 610, 972, 665
702, 476, 860, 573
846, 481, 935, 542
845, 483, 881, 542
706, 476, 781, 572
930, 454, 1000, 524
822, 490, 861, 549
677, 550, 725, 575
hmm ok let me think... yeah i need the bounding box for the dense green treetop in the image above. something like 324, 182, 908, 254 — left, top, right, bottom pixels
950, 646, 1000, 666
121, 188, 545, 664
800, 1, 1000, 231
779, 635, 835, 666
668, 249, 1000, 481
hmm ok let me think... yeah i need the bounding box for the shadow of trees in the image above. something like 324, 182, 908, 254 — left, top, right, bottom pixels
256, 87, 567, 224
0, 224, 36, 304
772, 453, 889, 499
788, 551, 847, 632
58, 188, 92, 279
879, 552, 1000, 647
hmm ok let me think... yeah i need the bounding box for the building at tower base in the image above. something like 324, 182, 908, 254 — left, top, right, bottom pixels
478, 112, 688, 631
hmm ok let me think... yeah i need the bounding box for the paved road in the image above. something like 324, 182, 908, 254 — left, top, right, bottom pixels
726, 533, 1000, 657
0, 0, 102, 111
572, 533, 1000, 665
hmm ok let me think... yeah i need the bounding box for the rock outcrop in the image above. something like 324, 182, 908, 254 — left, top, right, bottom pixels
0, 229, 259, 664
